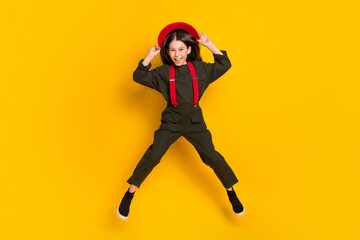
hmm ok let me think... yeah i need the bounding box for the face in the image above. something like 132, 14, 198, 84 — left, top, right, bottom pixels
167, 40, 191, 66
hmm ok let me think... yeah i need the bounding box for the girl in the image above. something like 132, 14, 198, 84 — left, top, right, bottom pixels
117, 22, 244, 220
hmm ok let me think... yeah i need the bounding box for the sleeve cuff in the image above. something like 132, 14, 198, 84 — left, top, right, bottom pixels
213, 50, 229, 60
138, 59, 152, 71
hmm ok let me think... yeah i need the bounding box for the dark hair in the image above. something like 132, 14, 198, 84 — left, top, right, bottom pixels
160, 29, 202, 65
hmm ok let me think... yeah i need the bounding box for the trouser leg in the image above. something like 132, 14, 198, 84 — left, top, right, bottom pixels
183, 129, 238, 189
127, 129, 182, 188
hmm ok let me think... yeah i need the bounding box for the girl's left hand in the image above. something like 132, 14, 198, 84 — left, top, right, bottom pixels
197, 32, 212, 47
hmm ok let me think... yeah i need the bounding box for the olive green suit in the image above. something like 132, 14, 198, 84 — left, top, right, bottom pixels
127, 50, 238, 189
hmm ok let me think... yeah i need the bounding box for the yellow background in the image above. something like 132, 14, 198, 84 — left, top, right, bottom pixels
1, 0, 359, 239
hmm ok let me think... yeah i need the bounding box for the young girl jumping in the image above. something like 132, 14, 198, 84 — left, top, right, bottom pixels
117, 22, 244, 220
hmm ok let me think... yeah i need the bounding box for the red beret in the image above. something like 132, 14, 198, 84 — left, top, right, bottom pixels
157, 22, 200, 47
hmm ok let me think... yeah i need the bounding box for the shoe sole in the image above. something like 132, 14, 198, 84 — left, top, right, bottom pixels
234, 207, 245, 216
116, 198, 128, 220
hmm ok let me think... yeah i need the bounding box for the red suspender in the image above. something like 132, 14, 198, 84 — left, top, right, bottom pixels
169, 62, 199, 106
169, 64, 178, 105
187, 62, 199, 104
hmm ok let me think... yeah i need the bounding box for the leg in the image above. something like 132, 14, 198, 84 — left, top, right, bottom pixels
118, 129, 181, 220
129, 184, 137, 193
184, 129, 244, 216
127, 128, 182, 188
183, 129, 238, 189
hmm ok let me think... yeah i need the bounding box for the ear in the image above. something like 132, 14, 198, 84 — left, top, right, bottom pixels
187, 46, 191, 54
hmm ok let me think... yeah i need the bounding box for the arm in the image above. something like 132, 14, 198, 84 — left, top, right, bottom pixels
197, 32, 232, 85
133, 45, 164, 91
142, 45, 159, 66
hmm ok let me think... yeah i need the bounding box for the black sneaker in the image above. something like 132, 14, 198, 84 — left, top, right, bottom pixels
226, 188, 245, 216
116, 188, 134, 220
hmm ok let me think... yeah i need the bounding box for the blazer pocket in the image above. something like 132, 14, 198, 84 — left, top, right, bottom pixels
190, 110, 204, 123
162, 112, 181, 124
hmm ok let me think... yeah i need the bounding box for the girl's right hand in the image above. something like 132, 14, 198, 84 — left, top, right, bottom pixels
148, 45, 161, 57
142, 45, 161, 66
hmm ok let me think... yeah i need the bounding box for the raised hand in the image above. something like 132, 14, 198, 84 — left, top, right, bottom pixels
197, 32, 223, 55
197, 32, 212, 47
149, 44, 161, 57
142, 45, 161, 66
